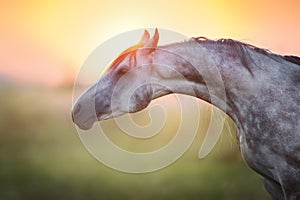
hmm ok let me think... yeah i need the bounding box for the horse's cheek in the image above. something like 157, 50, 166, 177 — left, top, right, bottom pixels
129, 85, 153, 113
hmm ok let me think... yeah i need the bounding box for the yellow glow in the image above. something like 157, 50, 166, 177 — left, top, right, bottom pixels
1, 0, 300, 86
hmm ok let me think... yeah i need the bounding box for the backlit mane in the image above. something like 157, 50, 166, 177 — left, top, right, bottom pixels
107, 43, 141, 70
193, 37, 300, 67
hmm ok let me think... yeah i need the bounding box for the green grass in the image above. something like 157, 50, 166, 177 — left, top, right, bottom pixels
0, 87, 270, 200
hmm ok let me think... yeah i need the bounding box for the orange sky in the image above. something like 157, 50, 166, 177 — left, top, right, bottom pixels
1, 0, 300, 87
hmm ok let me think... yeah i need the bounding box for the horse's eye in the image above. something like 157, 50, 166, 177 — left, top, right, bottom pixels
117, 67, 128, 75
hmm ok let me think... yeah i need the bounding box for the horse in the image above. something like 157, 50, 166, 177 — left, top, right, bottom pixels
71, 29, 300, 199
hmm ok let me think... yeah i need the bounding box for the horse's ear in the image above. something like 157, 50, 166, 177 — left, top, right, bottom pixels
139, 30, 150, 45
144, 28, 159, 49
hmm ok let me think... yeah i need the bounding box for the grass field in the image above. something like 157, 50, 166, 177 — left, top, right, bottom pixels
0, 87, 270, 200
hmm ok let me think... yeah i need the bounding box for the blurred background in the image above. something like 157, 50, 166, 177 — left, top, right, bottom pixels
1, 0, 299, 199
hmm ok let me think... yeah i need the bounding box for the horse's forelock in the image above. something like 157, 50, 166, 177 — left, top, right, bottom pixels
107, 44, 141, 71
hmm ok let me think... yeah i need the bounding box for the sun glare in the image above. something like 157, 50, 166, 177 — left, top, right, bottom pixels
0, 0, 299, 86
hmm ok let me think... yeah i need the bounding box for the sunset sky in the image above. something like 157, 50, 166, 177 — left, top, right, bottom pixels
1, 0, 300, 87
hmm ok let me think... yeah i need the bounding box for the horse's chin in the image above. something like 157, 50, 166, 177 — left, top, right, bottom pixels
75, 116, 97, 130
97, 110, 126, 121
77, 108, 148, 130
75, 113, 113, 130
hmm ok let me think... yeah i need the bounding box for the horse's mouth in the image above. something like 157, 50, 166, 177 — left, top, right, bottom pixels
97, 112, 113, 121
97, 110, 126, 121
75, 111, 127, 130
75, 116, 97, 130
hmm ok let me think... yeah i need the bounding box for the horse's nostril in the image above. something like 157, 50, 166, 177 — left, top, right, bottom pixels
71, 112, 75, 122
73, 103, 81, 115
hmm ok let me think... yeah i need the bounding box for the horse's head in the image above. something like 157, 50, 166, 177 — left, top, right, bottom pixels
72, 29, 159, 130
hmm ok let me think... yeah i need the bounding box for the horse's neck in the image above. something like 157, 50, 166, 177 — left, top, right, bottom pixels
151, 40, 253, 124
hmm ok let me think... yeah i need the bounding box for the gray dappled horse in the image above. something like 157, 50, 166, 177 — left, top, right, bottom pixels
72, 29, 300, 199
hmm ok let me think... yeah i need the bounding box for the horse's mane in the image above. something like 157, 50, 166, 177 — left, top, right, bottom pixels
193, 37, 300, 67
